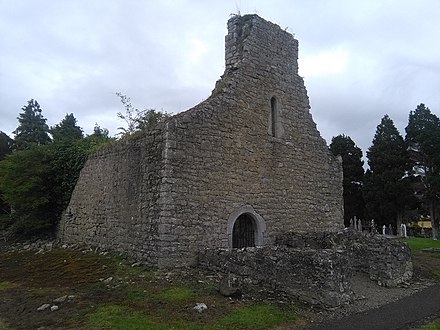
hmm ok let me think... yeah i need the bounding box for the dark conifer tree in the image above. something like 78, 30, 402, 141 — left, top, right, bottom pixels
364, 115, 415, 231
0, 131, 13, 161
51, 113, 83, 143
329, 135, 365, 227
405, 103, 440, 239
13, 99, 51, 149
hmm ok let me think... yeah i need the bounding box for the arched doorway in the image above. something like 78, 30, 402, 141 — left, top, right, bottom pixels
232, 213, 256, 248
227, 205, 266, 249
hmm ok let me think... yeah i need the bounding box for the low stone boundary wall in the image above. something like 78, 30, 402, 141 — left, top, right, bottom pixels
277, 231, 413, 287
199, 231, 413, 308
198, 246, 353, 307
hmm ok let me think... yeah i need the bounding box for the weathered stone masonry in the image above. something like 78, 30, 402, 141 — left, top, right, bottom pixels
58, 14, 344, 268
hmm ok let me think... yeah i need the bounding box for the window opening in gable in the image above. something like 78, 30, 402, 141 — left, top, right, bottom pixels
271, 96, 278, 137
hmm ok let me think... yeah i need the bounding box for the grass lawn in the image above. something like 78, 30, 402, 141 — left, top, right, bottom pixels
401, 237, 440, 279
0, 248, 298, 329
420, 320, 440, 330
401, 237, 440, 253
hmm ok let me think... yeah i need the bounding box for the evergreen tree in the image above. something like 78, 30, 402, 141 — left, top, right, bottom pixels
364, 115, 415, 231
329, 135, 365, 227
92, 123, 109, 138
13, 99, 51, 149
0, 131, 13, 161
51, 113, 83, 143
405, 103, 440, 239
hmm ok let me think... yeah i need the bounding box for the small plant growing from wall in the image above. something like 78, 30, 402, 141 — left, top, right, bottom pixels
115, 92, 170, 138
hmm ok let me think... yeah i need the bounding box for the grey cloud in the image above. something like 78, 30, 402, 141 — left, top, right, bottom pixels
1, 0, 439, 162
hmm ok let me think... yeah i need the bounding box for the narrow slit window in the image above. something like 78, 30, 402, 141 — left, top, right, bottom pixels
271, 96, 278, 137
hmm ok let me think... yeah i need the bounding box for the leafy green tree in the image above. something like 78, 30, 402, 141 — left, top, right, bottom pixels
405, 103, 440, 239
0, 134, 111, 237
51, 113, 83, 143
329, 135, 365, 227
0, 107, 112, 236
0, 131, 14, 221
115, 92, 170, 137
0, 146, 56, 235
13, 99, 51, 150
364, 115, 415, 231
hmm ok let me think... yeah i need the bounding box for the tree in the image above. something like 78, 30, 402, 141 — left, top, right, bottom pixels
92, 123, 109, 138
51, 113, 83, 143
405, 103, 440, 239
115, 92, 170, 137
0, 146, 56, 235
0, 131, 13, 161
0, 131, 14, 222
0, 134, 111, 237
329, 135, 365, 227
13, 99, 51, 150
364, 115, 415, 231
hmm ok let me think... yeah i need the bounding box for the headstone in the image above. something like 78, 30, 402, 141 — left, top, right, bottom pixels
401, 224, 407, 238
357, 218, 362, 232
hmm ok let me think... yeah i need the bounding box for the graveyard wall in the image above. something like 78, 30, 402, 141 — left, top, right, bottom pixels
198, 246, 353, 307
277, 231, 413, 287
198, 231, 413, 307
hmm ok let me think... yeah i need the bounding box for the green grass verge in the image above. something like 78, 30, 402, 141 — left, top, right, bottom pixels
86, 304, 205, 330
215, 304, 296, 330
86, 303, 296, 330
0, 281, 18, 290
401, 237, 440, 253
420, 320, 440, 329
0, 320, 11, 330
155, 287, 196, 302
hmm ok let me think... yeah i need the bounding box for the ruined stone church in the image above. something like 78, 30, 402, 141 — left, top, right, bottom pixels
58, 14, 344, 268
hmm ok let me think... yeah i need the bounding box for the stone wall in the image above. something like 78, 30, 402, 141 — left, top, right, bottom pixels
58, 14, 344, 268
199, 231, 412, 307
58, 132, 164, 265
277, 231, 413, 287
199, 246, 352, 307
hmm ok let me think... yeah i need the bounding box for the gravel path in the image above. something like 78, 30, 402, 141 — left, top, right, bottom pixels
307, 282, 440, 329
301, 272, 438, 328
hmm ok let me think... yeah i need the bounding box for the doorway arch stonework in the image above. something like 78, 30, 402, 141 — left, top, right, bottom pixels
227, 205, 266, 249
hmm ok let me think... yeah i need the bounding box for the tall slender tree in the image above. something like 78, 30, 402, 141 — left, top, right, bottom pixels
405, 103, 440, 239
364, 115, 415, 231
13, 99, 51, 149
329, 134, 365, 227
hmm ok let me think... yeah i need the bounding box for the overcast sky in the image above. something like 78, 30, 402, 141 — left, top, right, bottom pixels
1, 0, 439, 158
